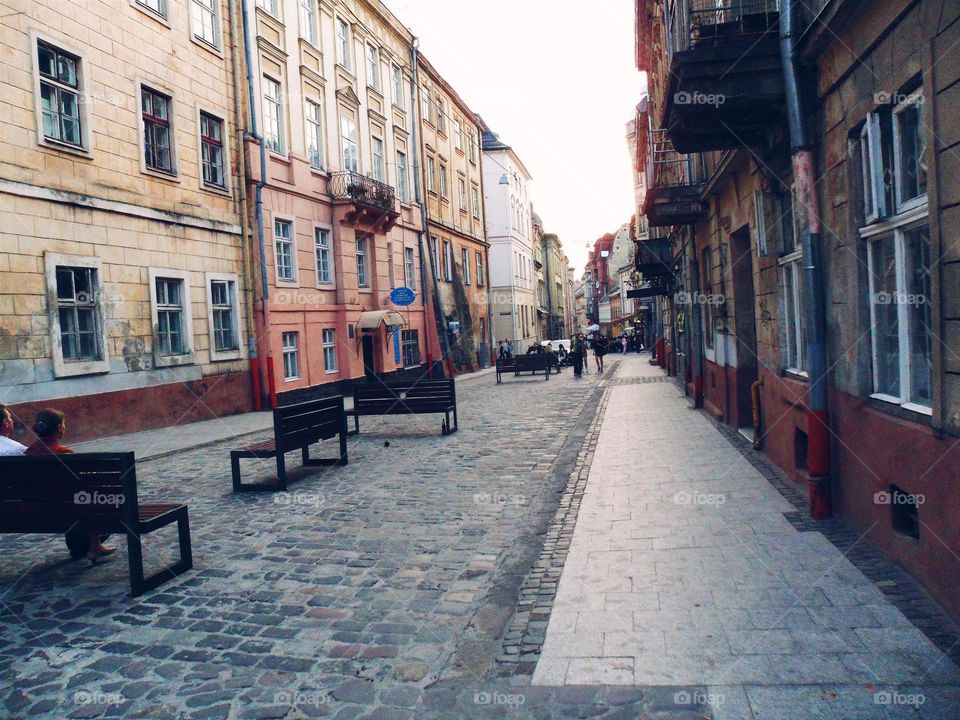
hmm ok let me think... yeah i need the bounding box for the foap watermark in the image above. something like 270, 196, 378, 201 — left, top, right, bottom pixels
872, 291, 927, 306
874, 91, 924, 106
674, 90, 726, 107
474, 691, 525, 707
473, 492, 526, 507
74, 490, 124, 507
275, 491, 325, 508
874, 490, 924, 506
74, 690, 124, 707
674, 491, 725, 506
874, 690, 925, 707
273, 689, 330, 707
274, 291, 329, 306
675, 291, 726, 306
674, 690, 725, 707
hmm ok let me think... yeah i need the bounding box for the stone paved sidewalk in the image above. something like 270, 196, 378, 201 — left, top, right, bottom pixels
533, 355, 960, 719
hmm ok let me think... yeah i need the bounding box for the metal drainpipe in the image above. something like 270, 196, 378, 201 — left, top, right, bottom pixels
239, 0, 272, 408
410, 38, 452, 376
781, 0, 832, 520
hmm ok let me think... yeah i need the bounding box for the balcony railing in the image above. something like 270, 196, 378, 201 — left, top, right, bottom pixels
330, 171, 396, 213
668, 0, 780, 56
650, 128, 708, 190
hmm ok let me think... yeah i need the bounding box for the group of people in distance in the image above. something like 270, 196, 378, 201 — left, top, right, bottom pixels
495, 329, 646, 380
0, 404, 115, 560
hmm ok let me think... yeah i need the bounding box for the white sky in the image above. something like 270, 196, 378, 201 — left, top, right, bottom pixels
384, 0, 644, 275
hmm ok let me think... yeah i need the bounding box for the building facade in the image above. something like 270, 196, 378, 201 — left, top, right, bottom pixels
481, 122, 537, 352
636, 0, 960, 622
244, 0, 431, 405
541, 233, 567, 340
0, 0, 252, 441
416, 54, 490, 372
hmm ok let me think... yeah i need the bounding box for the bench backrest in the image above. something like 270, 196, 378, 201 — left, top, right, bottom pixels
354, 379, 455, 415
275, 396, 345, 450
501, 355, 549, 371
0, 453, 138, 533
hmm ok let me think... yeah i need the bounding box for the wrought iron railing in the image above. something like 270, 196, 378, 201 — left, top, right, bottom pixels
667, 0, 780, 55
330, 171, 396, 213
649, 128, 708, 190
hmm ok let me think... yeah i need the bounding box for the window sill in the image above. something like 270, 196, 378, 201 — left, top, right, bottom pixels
130, 1, 171, 28
324, 369, 339, 375
210, 350, 242, 362
868, 394, 934, 424
201, 182, 231, 197
53, 359, 110, 379
309, 167, 329, 178
38, 137, 93, 160
275, 280, 299, 288
783, 368, 809, 382
154, 352, 195, 369
142, 166, 180, 183
284, 377, 301, 383
190, 35, 224, 60
315, 283, 336, 290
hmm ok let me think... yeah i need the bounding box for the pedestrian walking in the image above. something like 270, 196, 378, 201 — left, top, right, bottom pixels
595, 334, 608, 373
505, 339, 513, 358
621, 335, 628, 354
570, 334, 584, 378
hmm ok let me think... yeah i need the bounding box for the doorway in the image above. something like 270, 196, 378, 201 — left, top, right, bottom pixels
362, 334, 378, 380
730, 226, 758, 429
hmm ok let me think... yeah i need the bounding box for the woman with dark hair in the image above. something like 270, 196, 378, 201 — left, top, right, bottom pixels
25, 409, 115, 560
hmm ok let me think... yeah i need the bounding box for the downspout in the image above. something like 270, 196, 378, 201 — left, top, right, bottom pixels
781, 0, 832, 519
226, 0, 260, 410
411, 38, 452, 376
240, 0, 272, 408
688, 228, 704, 408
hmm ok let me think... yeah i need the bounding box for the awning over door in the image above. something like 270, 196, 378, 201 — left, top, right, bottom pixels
357, 309, 406, 331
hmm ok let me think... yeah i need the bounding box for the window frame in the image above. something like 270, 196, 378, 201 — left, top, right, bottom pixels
439, 162, 448, 199
471, 186, 480, 218
304, 97, 324, 171
282, 331, 300, 381
299, 0, 318, 47
148, 267, 195, 368
356, 235, 369, 288
404, 246, 416, 290
256, 0, 279, 19
367, 44, 381, 91
134, 0, 167, 21
45, 253, 110, 378
427, 156, 436, 194
892, 94, 927, 215
33, 35, 90, 154
322, 328, 337, 373
462, 247, 471, 285
189, 0, 221, 52
430, 235, 439, 276
778, 248, 807, 376
273, 216, 297, 284
458, 177, 467, 212
197, 107, 230, 193
476, 251, 484, 287
391, 64, 405, 107
262, 75, 285, 156
339, 112, 359, 173
335, 18, 352, 70
138, 81, 178, 177
396, 148, 410, 203
442, 239, 453, 282
314, 225, 334, 287
372, 133, 385, 182
205, 272, 241, 361
401, 329, 420, 367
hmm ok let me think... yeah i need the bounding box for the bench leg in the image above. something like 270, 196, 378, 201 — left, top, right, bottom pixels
339, 428, 348, 465
276, 452, 287, 492
453, 405, 458, 432
231, 452, 242, 493
127, 509, 193, 597
301, 445, 310, 466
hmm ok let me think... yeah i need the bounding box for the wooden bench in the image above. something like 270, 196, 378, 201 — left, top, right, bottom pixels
0, 452, 192, 597
351, 379, 458, 436
231, 396, 348, 492
496, 354, 552, 383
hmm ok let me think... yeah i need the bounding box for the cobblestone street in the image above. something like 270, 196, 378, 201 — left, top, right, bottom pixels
3, 355, 960, 719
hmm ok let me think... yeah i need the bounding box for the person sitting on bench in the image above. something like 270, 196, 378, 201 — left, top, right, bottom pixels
24, 408, 115, 560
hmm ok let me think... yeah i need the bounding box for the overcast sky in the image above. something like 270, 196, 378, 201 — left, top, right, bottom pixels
384, 0, 643, 274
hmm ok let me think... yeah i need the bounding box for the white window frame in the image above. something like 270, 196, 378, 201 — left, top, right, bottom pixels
256, 0, 279, 19
372, 134, 385, 182
860, 121, 879, 224
314, 225, 334, 286
386, 242, 396, 289
439, 163, 448, 199
196, 106, 230, 193
148, 267, 195, 368
401, 329, 420, 367
45, 253, 110, 378
864, 220, 933, 414
454, 119, 463, 152
205, 272, 241, 361
476, 251, 484, 287
471, 186, 480, 218
273, 216, 297, 284
367, 44, 381, 91
189, 0, 221, 51
134, 0, 167, 21
391, 64, 404, 107
442, 240, 453, 282
462, 247, 471, 285
778, 249, 807, 376
892, 94, 927, 215
396, 149, 409, 203
422, 86, 431, 124
282, 331, 300, 381
404, 247, 416, 290
339, 113, 359, 172
356, 235, 369, 288
305, 98, 324, 171
32, 33, 91, 156
262, 75, 284, 155
322, 328, 337, 373
336, 18, 351, 70
299, 0, 318, 46
136, 79, 178, 178
458, 178, 467, 212
430, 236, 439, 276
427, 156, 436, 193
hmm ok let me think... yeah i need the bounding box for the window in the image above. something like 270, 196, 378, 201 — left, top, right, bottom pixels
780, 250, 806, 373
141, 86, 174, 173
137, 0, 166, 18
439, 164, 448, 198
314, 227, 333, 284
401, 329, 420, 367
305, 99, 323, 170
454, 120, 463, 151
462, 247, 470, 285
442, 240, 453, 281
754, 189, 794, 257
275, 219, 295, 282
867, 224, 932, 410
336, 18, 351, 69
436, 98, 446, 133
894, 97, 927, 210
468, 130, 477, 163
458, 178, 467, 211
367, 45, 380, 90
37, 41, 82, 148
476, 251, 484, 287
471, 186, 480, 218
702, 248, 714, 350
430, 235, 439, 275
422, 87, 431, 123
405, 247, 416, 289
323, 329, 337, 372
339, 114, 358, 172
396, 150, 409, 203
356, 235, 368, 287
191, 0, 219, 48
299, 0, 317, 46
210, 279, 237, 353
155, 277, 186, 356
372, 135, 385, 182
392, 65, 404, 106
262, 76, 283, 154
282, 332, 300, 380
199, 112, 226, 189
256, 0, 278, 17
427, 156, 436, 193
55, 266, 101, 362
